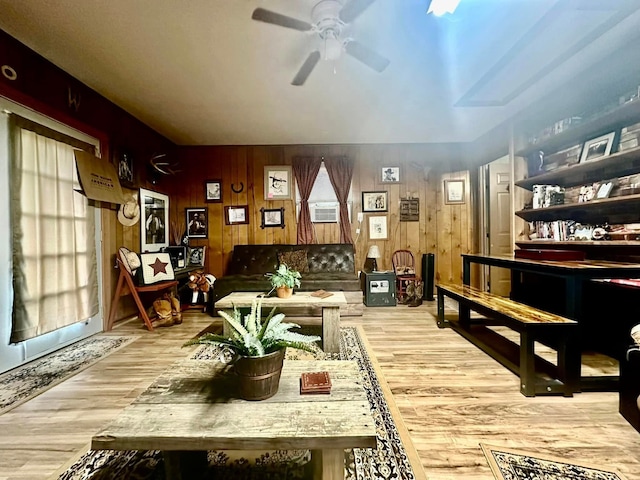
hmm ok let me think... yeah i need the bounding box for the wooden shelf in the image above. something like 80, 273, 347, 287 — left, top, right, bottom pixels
515, 146, 640, 190
515, 194, 640, 223
516, 99, 640, 158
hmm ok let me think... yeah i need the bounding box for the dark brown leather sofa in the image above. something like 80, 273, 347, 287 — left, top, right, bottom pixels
213, 244, 361, 308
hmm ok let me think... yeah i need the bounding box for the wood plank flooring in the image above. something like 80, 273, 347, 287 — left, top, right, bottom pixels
1, 302, 639, 479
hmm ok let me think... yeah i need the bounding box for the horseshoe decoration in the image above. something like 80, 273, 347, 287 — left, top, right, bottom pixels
231, 182, 244, 194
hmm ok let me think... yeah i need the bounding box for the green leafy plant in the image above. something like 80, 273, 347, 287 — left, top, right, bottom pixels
183, 298, 319, 357
265, 263, 302, 290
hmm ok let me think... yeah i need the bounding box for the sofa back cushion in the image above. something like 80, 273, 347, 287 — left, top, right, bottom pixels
227, 244, 355, 275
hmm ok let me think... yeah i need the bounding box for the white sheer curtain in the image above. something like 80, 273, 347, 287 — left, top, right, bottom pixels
11, 126, 99, 342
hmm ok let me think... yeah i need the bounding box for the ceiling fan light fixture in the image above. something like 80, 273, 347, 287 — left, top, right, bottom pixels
323, 32, 342, 61
427, 0, 461, 16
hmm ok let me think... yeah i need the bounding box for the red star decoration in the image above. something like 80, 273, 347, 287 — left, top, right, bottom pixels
149, 257, 169, 276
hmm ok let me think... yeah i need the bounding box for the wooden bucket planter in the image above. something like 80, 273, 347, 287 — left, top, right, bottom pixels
234, 348, 286, 400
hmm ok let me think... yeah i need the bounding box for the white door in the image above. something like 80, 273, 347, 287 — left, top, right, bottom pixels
488, 157, 512, 296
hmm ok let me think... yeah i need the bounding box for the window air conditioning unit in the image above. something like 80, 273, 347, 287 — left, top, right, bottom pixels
310, 203, 339, 223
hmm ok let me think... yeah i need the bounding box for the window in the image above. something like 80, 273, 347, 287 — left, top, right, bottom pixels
296, 162, 352, 222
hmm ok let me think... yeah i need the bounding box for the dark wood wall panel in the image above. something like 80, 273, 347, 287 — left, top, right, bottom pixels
174, 144, 474, 286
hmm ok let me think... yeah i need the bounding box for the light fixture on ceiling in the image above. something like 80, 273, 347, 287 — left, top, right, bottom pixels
427, 0, 461, 16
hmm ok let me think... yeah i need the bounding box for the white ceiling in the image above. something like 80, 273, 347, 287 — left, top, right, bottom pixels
1, 0, 640, 146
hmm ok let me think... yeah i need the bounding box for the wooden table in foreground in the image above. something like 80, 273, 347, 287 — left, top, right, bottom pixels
216, 291, 348, 353
92, 359, 376, 480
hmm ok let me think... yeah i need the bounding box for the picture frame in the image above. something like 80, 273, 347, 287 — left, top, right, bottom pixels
140, 188, 169, 253
369, 216, 388, 240
362, 191, 388, 212
187, 246, 206, 267
381, 166, 400, 183
260, 207, 285, 229
596, 180, 615, 199
444, 179, 465, 204
185, 207, 208, 238
224, 205, 249, 225
579, 132, 616, 163
264, 165, 293, 200
204, 179, 222, 203
115, 148, 134, 188
400, 198, 419, 221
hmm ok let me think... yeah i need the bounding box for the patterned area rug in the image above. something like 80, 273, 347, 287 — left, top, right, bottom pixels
0, 335, 139, 415
481, 444, 629, 480
56, 326, 419, 479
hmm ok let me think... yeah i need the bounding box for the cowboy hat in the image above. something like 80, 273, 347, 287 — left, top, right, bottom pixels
117, 193, 140, 227
118, 246, 141, 276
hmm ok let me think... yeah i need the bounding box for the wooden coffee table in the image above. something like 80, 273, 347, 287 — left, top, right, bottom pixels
92, 359, 376, 480
216, 291, 348, 353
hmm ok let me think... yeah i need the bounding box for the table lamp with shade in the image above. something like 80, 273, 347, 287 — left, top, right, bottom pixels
366, 245, 381, 272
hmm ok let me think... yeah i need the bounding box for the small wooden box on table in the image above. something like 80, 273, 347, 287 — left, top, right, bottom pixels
91, 359, 376, 480
216, 291, 347, 353
437, 283, 579, 397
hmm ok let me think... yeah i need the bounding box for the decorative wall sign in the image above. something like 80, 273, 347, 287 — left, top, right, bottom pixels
260, 207, 285, 229
400, 198, 419, 221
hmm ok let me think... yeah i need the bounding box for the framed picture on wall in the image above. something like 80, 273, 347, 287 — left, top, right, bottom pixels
444, 179, 465, 204
260, 207, 285, 229
369, 216, 388, 240
204, 179, 222, 203
186, 207, 208, 238
264, 165, 292, 200
140, 188, 169, 253
362, 191, 388, 212
381, 166, 400, 183
225, 205, 249, 225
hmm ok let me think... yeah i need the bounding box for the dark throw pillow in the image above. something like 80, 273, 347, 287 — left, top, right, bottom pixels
277, 249, 309, 273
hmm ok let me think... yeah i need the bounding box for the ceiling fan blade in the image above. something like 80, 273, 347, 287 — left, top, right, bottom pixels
251, 8, 312, 31
339, 0, 376, 23
344, 40, 390, 73
291, 51, 321, 86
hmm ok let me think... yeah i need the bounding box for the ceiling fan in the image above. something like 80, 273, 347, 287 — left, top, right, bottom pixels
252, 0, 390, 86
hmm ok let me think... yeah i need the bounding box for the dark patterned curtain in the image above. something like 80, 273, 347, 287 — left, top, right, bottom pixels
324, 155, 354, 244
292, 156, 322, 244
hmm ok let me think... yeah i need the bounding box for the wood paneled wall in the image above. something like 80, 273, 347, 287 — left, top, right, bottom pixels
171, 144, 476, 286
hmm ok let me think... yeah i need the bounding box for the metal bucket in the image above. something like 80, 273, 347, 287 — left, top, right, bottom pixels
234, 348, 286, 400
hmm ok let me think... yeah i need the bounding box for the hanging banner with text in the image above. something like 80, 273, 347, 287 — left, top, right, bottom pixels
74, 150, 125, 204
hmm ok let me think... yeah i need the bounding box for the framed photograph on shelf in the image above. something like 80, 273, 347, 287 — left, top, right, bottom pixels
260, 207, 285, 229
362, 191, 388, 212
204, 179, 222, 203
187, 246, 206, 267
186, 207, 208, 238
444, 179, 465, 204
369, 216, 388, 240
140, 188, 169, 253
596, 180, 615, 199
264, 165, 293, 200
381, 166, 400, 183
225, 205, 249, 225
579, 132, 616, 163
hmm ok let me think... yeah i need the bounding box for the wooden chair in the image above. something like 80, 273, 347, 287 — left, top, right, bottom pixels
392, 250, 419, 303
107, 258, 178, 331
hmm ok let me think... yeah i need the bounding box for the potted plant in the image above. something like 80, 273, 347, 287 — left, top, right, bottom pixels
183, 298, 319, 400
265, 263, 301, 298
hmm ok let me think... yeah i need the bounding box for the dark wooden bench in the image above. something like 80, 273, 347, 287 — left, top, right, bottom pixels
437, 283, 580, 397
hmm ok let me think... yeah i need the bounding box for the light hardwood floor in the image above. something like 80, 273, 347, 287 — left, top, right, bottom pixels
1, 301, 639, 480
